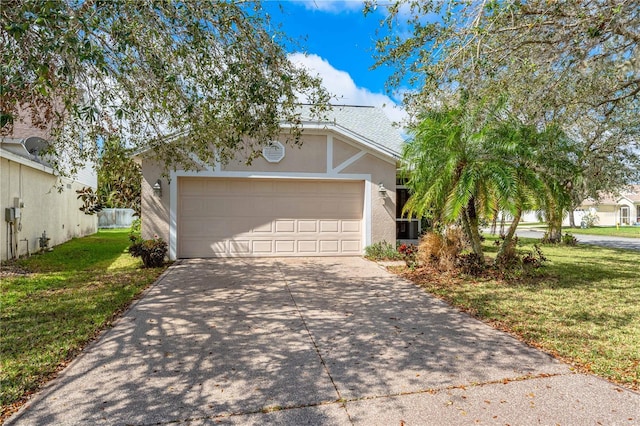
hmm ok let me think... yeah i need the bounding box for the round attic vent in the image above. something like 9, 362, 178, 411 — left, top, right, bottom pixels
262, 141, 285, 163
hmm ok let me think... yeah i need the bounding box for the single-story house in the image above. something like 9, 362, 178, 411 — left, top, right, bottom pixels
137, 105, 408, 259
573, 185, 640, 226
1, 121, 97, 261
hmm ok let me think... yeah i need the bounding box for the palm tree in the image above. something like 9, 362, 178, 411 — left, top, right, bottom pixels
401, 101, 573, 267
400, 105, 520, 264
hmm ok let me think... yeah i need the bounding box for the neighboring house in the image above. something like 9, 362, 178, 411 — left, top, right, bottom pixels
1, 120, 97, 261
136, 105, 404, 259
572, 185, 640, 226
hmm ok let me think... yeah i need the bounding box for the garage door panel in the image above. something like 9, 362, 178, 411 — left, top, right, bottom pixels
342, 240, 362, 253
230, 240, 250, 254
319, 240, 339, 253
319, 220, 339, 232
342, 220, 361, 232
274, 220, 295, 233
298, 220, 317, 232
252, 222, 273, 233
252, 241, 272, 253
178, 178, 363, 257
182, 239, 227, 257
275, 240, 295, 253
298, 240, 318, 252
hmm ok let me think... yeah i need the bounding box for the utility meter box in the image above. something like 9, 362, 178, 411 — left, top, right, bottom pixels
5, 207, 15, 222
4, 207, 20, 221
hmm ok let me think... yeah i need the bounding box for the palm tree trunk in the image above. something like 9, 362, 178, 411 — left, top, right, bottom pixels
545, 206, 563, 243
496, 207, 522, 265
464, 198, 485, 263
490, 209, 498, 235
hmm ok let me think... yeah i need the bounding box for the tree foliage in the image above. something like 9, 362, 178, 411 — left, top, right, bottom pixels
368, 0, 639, 122
369, 0, 640, 233
98, 136, 141, 214
1, 0, 330, 176
76, 136, 142, 216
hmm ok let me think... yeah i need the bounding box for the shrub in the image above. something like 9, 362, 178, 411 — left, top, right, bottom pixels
522, 244, 548, 268
562, 233, 578, 246
417, 228, 465, 271
581, 212, 599, 228
418, 232, 444, 265
398, 243, 418, 268
130, 218, 141, 236
494, 235, 520, 270
128, 235, 167, 268
455, 253, 485, 276
364, 240, 403, 261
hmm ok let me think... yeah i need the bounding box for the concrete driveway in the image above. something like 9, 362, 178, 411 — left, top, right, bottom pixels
7, 258, 639, 425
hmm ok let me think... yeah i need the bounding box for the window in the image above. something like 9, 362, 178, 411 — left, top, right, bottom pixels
636, 205, 640, 223
620, 206, 630, 225
396, 187, 421, 240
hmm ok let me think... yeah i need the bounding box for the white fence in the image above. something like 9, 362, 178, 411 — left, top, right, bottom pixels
97, 208, 136, 229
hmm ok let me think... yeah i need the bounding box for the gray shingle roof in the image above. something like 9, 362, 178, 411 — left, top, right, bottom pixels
298, 105, 405, 157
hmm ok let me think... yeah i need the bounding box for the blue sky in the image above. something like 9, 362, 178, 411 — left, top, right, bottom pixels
261, 1, 407, 123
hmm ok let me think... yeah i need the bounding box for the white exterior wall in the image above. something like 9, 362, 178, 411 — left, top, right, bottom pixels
1, 152, 97, 261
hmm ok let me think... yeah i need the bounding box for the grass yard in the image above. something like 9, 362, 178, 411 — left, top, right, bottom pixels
568, 226, 640, 238
0, 230, 167, 420
402, 237, 640, 391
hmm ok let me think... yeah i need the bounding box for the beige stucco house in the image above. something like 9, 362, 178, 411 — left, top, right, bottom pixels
574, 185, 640, 226
137, 105, 404, 260
1, 120, 97, 261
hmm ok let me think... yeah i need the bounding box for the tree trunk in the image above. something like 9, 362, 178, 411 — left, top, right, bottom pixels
499, 214, 506, 235
464, 198, 485, 263
545, 206, 563, 243
490, 209, 498, 235
568, 207, 576, 228
460, 207, 474, 247
496, 207, 522, 265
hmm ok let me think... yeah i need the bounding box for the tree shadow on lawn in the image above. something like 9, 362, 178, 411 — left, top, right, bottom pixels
6, 257, 570, 425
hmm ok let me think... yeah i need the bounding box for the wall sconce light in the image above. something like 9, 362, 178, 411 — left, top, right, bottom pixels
378, 183, 388, 199
153, 179, 162, 197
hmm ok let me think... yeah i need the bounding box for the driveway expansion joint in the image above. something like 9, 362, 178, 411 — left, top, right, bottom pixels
139, 372, 576, 426
274, 261, 355, 424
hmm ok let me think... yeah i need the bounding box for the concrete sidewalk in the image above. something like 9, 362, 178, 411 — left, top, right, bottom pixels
7, 258, 639, 425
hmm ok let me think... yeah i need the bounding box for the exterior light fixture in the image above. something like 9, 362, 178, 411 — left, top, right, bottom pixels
378, 183, 388, 199
153, 179, 162, 197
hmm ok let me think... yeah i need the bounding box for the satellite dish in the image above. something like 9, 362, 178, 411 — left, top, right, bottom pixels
24, 136, 50, 155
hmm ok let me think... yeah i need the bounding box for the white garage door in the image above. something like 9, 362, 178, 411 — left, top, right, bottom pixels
178, 178, 364, 257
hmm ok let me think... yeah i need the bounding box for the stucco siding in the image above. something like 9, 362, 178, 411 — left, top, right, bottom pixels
222, 134, 327, 173
140, 159, 170, 243
333, 137, 361, 167
1, 156, 97, 261
341, 153, 397, 244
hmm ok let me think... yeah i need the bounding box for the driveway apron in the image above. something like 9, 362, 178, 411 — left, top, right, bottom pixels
7, 258, 639, 425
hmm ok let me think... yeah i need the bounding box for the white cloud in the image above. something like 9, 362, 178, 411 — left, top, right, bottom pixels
291, 0, 366, 13
288, 52, 407, 125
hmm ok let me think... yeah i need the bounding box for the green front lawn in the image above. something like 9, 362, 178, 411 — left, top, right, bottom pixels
0, 230, 168, 420
403, 237, 640, 391
568, 226, 640, 238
